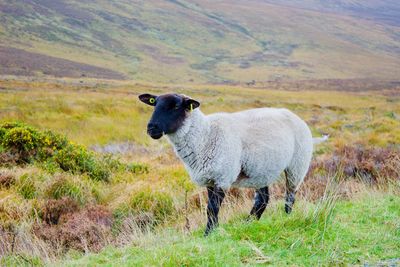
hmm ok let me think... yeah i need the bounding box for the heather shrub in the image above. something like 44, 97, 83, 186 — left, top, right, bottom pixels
40, 197, 79, 225
58, 205, 113, 252
0, 171, 15, 188
33, 205, 113, 252
0, 151, 18, 166
311, 144, 400, 184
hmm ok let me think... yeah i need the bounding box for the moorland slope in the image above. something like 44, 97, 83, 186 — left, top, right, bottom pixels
1, 0, 400, 83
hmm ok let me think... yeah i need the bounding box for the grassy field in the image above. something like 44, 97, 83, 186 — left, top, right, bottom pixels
0, 77, 399, 266
1, 78, 399, 147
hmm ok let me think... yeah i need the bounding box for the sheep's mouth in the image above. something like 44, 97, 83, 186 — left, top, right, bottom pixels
148, 130, 164, 139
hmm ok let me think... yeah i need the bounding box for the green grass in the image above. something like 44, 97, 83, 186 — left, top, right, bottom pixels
58, 191, 399, 267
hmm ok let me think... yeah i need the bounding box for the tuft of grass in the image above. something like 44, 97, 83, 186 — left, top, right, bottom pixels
115, 188, 175, 223
15, 174, 38, 200
44, 174, 94, 205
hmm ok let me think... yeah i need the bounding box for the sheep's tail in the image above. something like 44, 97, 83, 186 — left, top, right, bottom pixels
313, 135, 329, 145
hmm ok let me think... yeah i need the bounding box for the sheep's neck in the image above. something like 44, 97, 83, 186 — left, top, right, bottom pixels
167, 109, 210, 166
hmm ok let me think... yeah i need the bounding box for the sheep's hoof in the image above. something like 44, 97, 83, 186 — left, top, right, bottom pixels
246, 215, 257, 222
204, 228, 212, 237
285, 204, 293, 214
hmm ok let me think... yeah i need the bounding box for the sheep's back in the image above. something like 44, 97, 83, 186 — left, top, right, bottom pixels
208, 108, 311, 187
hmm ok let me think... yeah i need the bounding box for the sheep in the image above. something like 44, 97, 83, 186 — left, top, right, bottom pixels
139, 93, 321, 235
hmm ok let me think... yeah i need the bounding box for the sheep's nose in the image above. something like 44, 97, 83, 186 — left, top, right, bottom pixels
147, 122, 163, 139
147, 122, 159, 131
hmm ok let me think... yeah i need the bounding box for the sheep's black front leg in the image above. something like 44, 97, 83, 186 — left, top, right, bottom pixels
250, 186, 269, 219
205, 185, 225, 236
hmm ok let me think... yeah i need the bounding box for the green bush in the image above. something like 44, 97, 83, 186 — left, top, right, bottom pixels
0, 127, 7, 141
0, 122, 110, 181
54, 145, 110, 181
0, 122, 68, 163
2, 126, 42, 159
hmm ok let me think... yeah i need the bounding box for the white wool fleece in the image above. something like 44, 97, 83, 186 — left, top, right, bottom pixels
167, 108, 313, 190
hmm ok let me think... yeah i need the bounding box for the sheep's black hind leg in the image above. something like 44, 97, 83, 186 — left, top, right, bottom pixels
205, 185, 225, 236
250, 186, 269, 219
284, 170, 296, 214
285, 191, 296, 214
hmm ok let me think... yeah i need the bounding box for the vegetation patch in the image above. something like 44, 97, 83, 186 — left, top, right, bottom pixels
0, 121, 67, 164
33, 205, 113, 253
40, 197, 79, 225
115, 188, 175, 224
44, 174, 94, 205
15, 173, 38, 200
0, 171, 15, 188
0, 122, 111, 181
54, 145, 110, 181
311, 144, 400, 184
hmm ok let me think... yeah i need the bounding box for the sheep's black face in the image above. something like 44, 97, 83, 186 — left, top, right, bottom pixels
138, 93, 200, 139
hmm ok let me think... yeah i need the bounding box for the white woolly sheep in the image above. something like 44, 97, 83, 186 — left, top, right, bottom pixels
139, 93, 323, 235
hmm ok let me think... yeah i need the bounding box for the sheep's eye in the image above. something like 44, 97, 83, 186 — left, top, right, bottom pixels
174, 104, 180, 110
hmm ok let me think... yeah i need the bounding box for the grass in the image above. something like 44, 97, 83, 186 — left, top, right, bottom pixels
58, 191, 400, 267
0, 78, 399, 148
0, 77, 399, 266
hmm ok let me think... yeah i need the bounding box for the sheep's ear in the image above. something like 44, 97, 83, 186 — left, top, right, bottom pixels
138, 94, 157, 106
185, 98, 200, 111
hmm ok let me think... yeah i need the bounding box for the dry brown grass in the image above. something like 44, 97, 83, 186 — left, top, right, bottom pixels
0, 171, 15, 188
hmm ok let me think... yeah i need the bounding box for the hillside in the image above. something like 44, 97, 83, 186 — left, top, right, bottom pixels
262, 0, 400, 26
0, 0, 400, 83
